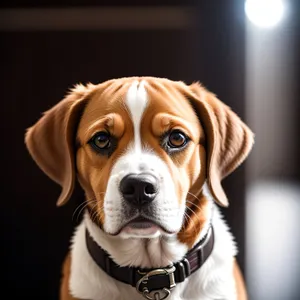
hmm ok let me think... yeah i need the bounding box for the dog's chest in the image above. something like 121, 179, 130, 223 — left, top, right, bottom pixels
69, 209, 237, 300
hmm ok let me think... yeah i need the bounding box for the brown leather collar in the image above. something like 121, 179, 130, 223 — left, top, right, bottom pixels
85, 226, 214, 299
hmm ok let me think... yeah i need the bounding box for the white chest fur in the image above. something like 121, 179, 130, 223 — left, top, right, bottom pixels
69, 206, 238, 300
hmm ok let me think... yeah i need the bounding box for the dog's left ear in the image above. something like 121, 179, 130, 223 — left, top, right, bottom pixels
25, 84, 95, 206
187, 82, 254, 207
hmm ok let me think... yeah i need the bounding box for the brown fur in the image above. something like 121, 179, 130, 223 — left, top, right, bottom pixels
233, 259, 248, 300
60, 254, 80, 300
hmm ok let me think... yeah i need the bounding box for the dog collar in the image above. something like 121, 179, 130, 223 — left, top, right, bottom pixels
85, 226, 214, 300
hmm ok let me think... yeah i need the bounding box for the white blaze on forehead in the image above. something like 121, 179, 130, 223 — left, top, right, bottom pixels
126, 80, 148, 152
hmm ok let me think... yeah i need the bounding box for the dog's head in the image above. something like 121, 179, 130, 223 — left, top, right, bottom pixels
25, 77, 254, 247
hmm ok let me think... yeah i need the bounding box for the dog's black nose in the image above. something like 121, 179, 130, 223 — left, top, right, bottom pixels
120, 174, 158, 207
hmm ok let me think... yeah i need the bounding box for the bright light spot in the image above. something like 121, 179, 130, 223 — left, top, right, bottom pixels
245, 0, 285, 28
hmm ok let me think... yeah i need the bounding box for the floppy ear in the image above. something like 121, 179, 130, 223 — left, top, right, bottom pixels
25, 84, 95, 206
188, 82, 254, 207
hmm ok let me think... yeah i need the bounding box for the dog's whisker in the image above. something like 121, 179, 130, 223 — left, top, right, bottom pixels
75, 199, 98, 222
72, 198, 97, 221
185, 205, 203, 225
186, 198, 203, 212
72, 201, 89, 220
90, 203, 104, 224
87, 193, 107, 223
184, 211, 198, 236
97, 208, 106, 224
73, 192, 107, 222
91, 210, 98, 223
182, 214, 189, 230
187, 193, 203, 209
187, 191, 201, 201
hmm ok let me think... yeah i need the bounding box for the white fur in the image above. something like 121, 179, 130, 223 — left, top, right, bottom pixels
69, 203, 237, 300
126, 80, 147, 153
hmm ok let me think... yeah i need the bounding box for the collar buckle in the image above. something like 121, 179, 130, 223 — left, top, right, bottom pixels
136, 265, 176, 300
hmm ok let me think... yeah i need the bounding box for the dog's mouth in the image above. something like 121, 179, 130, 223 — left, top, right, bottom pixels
110, 216, 175, 237
127, 216, 155, 229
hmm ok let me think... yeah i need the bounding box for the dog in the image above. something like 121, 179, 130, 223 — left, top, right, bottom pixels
25, 77, 254, 300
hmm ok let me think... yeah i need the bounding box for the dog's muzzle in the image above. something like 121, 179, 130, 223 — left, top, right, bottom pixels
120, 173, 159, 208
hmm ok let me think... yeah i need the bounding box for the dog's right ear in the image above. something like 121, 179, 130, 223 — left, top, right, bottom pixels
25, 83, 95, 206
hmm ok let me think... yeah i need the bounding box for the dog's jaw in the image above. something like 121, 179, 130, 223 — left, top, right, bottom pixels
69, 203, 238, 300
85, 211, 189, 268
90, 182, 213, 268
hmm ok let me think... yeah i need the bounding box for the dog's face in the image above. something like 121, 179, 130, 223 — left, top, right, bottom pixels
76, 79, 204, 239
25, 77, 254, 248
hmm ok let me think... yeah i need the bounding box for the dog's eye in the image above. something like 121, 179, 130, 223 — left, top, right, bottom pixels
168, 130, 188, 148
90, 132, 111, 150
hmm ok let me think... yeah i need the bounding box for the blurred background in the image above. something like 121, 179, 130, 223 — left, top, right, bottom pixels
1, 0, 299, 299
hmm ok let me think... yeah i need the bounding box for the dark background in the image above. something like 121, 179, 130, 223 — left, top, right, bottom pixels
1, 1, 299, 299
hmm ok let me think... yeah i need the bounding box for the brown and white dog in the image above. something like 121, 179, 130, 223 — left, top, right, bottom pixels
25, 77, 254, 300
